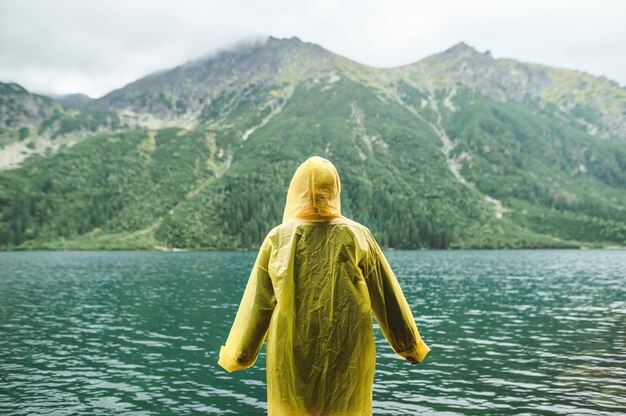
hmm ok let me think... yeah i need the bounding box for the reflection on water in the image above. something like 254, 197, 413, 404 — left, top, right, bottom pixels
1, 250, 625, 415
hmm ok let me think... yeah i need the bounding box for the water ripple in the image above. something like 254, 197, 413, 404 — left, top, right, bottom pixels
1, 249, 625, 415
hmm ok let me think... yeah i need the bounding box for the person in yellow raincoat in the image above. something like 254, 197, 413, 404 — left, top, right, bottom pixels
218, 156, 430, 415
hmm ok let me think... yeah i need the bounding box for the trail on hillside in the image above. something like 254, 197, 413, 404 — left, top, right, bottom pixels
242, 86, 294, 142
389, 86, 507, 219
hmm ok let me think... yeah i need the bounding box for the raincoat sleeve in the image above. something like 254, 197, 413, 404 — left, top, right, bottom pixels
360, 228, 431, 363
218, 235, 276, 372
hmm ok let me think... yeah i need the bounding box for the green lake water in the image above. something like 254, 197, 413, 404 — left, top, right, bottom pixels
1, 250, 625, 415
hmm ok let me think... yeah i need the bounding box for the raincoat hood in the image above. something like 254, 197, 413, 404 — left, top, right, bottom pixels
282, 156, 342, 223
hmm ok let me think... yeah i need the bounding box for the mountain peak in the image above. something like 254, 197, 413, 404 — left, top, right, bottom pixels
52, 93, 93, 109
441, 41, 487, 58
267, 35, 304, 44
263, 35, 326, 55
89, 34, 339, 115
446, 41, 474, 52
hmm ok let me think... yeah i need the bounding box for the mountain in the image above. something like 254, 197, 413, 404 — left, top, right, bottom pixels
0, 82, 63, 129
0, 36, 624, 250
0, 82, 124, 170
394, 42, 625, 139
52, 93, 93, 109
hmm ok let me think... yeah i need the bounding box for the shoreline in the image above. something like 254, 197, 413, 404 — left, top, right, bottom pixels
1, 245, 625, 252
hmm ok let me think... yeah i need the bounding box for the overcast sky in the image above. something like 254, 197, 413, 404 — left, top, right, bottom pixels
1, 0, 624, 98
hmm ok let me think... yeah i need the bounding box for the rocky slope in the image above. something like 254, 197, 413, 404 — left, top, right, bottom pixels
392, 42, 625, 139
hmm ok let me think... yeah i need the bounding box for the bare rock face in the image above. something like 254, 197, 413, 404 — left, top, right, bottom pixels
0, 82, 63, 129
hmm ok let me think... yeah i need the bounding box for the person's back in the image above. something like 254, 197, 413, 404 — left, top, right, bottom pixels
218, 156, 430, 415
266, 217, 376, 415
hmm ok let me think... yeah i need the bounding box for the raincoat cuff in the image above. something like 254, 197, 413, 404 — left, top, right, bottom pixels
397, 338, 431, 363
218, 345, 249, 373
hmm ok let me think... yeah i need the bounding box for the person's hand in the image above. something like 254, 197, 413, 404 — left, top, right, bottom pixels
406, 356, 419, 365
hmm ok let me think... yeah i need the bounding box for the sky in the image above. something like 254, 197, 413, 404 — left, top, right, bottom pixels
1, 0, 624, 98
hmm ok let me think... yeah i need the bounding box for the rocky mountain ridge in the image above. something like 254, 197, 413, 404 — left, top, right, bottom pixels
0, 37, 624, 249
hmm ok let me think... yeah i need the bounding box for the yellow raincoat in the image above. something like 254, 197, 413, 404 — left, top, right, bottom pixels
218, 156, 430, 415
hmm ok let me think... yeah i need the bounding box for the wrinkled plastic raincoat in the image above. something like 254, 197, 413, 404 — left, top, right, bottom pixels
218, 156, 430, 415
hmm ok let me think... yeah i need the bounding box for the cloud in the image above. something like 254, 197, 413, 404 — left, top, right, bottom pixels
0, 0, 624, 97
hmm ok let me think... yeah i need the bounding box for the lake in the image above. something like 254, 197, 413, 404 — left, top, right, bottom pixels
1, 250, 625, 415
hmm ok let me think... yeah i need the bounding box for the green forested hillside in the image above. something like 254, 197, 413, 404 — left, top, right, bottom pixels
0, 37, 624, 249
